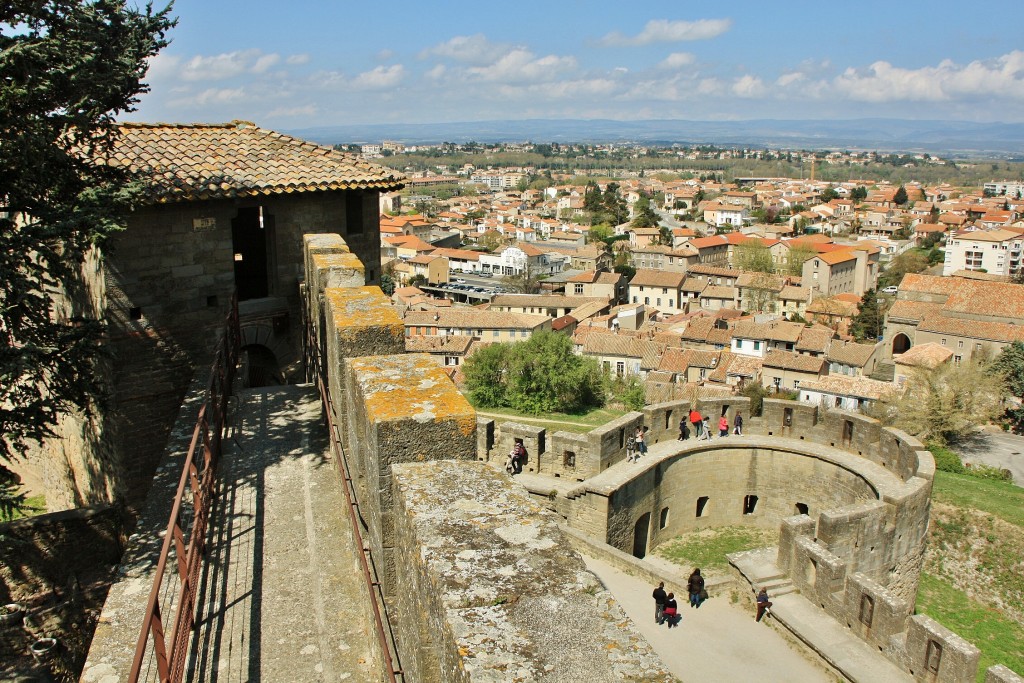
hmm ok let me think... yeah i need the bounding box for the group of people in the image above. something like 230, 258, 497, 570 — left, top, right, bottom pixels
652, 575, 774, 626
651, 570, 708, 628
679, 409, 743, 441
626, 426, 648, 463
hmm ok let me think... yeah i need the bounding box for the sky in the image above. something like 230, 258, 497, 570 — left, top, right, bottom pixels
129, 0, 1024, 130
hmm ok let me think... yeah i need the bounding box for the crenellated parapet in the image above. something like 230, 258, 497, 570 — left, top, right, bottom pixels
303, 234, 671, 680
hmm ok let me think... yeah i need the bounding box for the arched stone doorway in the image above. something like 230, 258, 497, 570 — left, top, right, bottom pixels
892, 333, 911, 356
240, 344, 282, 387
632, 512, 651, 559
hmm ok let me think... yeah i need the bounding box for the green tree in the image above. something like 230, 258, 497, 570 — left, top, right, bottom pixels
879, 250, 929, 289
462, 332, 605, 414
991, 342, 1024, 432
0, 1, 174, 518
505, 263, 543, 294
379, 273, 396, 296
894, 185, 908, 206
630, 192, 660, 228
820, 187, 839, 202
734, 241, 775, 273
588, 224, 612, 244
850, 289, 883, 341
868, 361, 1005, 446
785, 244, 817, 276
850, 186, 868, 201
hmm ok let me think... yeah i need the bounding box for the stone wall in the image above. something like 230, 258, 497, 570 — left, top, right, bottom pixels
307, 235, 672, 679
389, 460, 673, 683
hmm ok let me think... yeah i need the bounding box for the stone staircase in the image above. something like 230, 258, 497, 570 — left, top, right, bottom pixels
869, 360, 896, 382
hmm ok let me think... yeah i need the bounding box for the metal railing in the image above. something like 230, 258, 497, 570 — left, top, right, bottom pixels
128, 294, 240, 683
302, 293, 403, 682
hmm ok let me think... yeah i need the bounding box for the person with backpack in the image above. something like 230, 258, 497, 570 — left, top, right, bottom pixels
678, 416, 689, 440
625, 432, 637, 463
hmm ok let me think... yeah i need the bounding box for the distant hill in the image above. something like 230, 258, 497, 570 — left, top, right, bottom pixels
289, 118, 1024, 156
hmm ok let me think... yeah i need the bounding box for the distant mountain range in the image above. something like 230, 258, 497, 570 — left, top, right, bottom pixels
288, 118, 1024, 157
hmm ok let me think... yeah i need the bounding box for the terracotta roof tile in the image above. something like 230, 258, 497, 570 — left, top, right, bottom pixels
108, 121, 404, 202
629, 269, 686, 288
799, 375, 893, 400
763, 350, 826, 373
893, 342, 953, 368
917, 315, 1024, 343
826, 340, 877, 366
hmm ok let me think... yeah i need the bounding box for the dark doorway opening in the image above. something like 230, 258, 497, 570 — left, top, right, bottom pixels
892, 333, 911, 356
632, 512, 651, 559
232, 206, 274, 301
241, 345, 282, 388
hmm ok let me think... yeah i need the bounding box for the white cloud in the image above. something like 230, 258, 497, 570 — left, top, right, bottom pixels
600, 19, 732, 47
286, 54, 310, 66
659, 52, 696, 69
351, 64, 405, 89
251, 54, 280, 74
467, 49, 576, 83
426, 64, 446, 80
732, 75, 767, 98
831, 51, 1024, 102
420, 34, 508, 65
178, 49, 281, 82
187, 87, 248, 106
266, 104, 319, 118
776, 72, 805, 88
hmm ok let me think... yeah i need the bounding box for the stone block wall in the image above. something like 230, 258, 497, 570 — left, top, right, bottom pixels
902, 615, 981, 683
389, 460, 673, 682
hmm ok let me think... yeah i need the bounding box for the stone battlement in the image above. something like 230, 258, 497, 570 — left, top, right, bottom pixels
303, 234, 672, 680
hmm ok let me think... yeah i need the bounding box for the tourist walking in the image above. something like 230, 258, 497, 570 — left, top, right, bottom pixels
701, 416, 713, 440
635, 426, 647, 458
652, 582, 667, 624
734, 412, 743, 436
756, 587, 773, 622
663, 592, 680, 627
625, 432, 637, 463
678, 416, 689, 440
718, 414, 729, 437
688, 568, 706, 608
689, 407, 703, 438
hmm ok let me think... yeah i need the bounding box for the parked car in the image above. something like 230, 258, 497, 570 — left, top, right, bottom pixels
479, 271, 492, 278
455, 278, 466, 284
881, 285, 898, 294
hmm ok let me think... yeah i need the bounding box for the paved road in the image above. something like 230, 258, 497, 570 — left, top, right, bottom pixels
582, 555, 834, 683
957, 427, 1024, 485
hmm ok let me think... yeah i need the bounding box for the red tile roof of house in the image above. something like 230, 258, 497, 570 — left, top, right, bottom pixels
108, 121, 404, 202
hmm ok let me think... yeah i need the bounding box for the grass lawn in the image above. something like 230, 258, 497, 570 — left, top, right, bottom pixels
931, 471, 1024, 527
471, 402, 628, 434
0, 493, 46, 522
916, 573, 1024, 681
654, 526, 779, 572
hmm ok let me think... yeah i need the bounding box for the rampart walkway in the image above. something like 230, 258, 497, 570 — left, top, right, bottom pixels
185, 384, 377, 682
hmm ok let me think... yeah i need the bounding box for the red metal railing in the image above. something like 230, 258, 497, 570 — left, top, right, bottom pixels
303, 293, 403, 682
129, 294, 240, 683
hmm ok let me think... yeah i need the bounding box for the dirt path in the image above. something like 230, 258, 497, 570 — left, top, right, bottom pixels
582, 555, 836, 683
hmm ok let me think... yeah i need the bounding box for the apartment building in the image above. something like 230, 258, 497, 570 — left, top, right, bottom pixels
942, 228, 1024, 277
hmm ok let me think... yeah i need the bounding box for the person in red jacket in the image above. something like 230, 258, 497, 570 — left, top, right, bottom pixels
718, 414, 729, 437
689, 407, 703, 438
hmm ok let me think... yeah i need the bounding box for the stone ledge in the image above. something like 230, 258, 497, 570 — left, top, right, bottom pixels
390, 460, 673, 682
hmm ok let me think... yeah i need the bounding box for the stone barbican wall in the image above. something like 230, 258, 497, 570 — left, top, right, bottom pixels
305, 235, 670, 680
477, 396, 998, 681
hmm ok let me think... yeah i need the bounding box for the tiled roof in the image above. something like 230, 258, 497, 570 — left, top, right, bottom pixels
701, 285, 737, 300
108, 121, 404, 202
681, 277, 708, 294
917, 315, 1024, 343
885, 300, 944, 323
795, 327, 834, 353
679, 316, 717, 341
779, 285, 811, 301
405, 334, 474, 354
687, 264, 740, 278
491, 294, 603, 309
657, 348, 694, 373
897, 273, 959, 295
724, 354, 763, 378
826, 340, 877, 367
629, 269, 686, 288
733, 320, 803, 343
894, 342, 953, 369
405, 309, 549, 330
942, 280, 1024, 321
763, 350, 826, 373
799, 375, 894, 400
